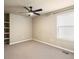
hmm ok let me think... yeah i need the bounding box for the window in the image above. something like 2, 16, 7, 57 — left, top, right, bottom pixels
57, 10, 74, 41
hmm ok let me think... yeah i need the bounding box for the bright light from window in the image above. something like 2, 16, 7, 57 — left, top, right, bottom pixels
57, 10, 74, 41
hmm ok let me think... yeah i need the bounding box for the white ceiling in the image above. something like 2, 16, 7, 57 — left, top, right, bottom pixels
4, 0, 74, 15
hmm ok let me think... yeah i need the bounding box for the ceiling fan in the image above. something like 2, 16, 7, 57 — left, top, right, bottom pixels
24, 6, 42, 16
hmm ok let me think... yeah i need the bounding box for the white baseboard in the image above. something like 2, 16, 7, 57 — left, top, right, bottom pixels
34, 39, 74, 53
10, 39, 32, 45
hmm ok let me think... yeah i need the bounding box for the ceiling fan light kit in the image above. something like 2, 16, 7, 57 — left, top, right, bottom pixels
27, 12, 34, 16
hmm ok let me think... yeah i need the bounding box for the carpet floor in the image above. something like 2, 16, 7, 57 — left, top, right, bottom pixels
4, 40, 74, 59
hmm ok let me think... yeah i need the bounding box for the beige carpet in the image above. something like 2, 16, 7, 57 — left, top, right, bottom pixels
4, 40, 74, 59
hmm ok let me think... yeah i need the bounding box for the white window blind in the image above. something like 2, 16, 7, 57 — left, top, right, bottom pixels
57, 10, 74, 41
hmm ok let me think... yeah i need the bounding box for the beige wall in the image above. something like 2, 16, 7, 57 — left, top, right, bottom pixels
10, 14, 32, 44
33, 13, 57, 44
32, 12, 74, 51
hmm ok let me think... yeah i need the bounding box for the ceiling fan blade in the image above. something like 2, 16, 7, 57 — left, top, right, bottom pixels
29, 6, 32, 11
33, 12, 40, 15
24, 7, 30, 12
29, 6, 32, 9
33, 9, 42, 12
